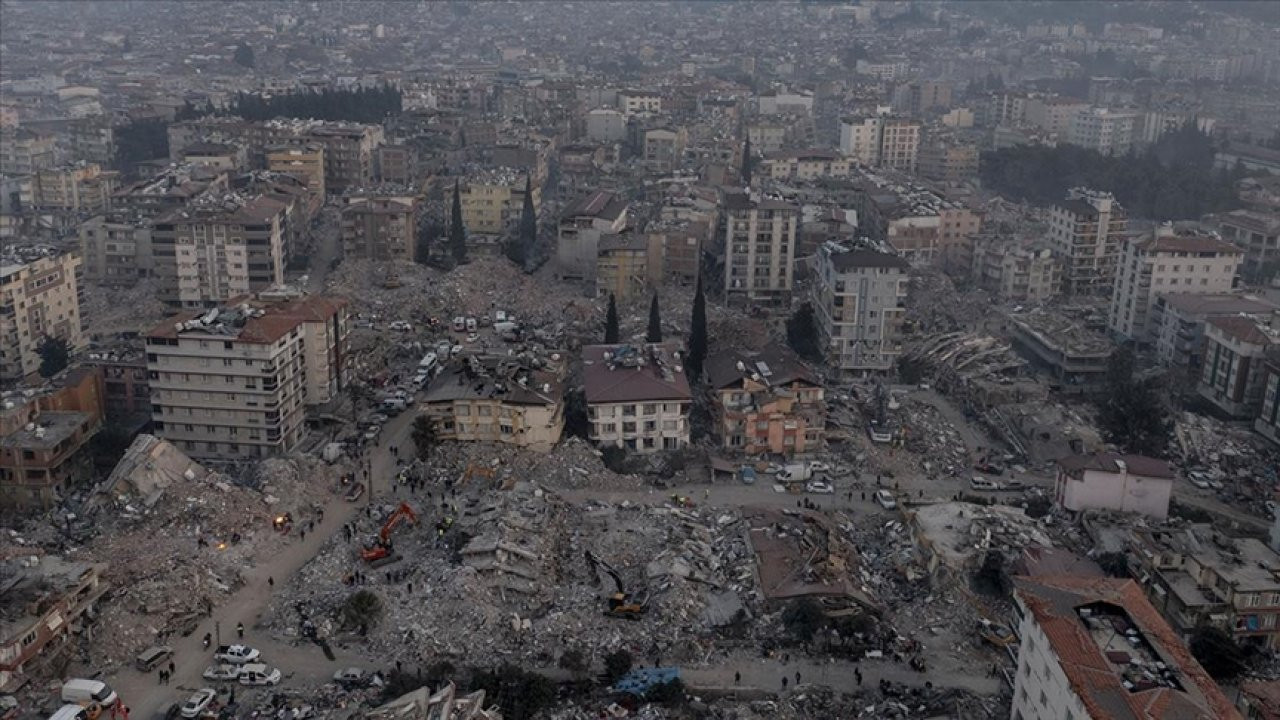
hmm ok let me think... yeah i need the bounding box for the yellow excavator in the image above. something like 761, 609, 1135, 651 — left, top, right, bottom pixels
585, 550, 650, 620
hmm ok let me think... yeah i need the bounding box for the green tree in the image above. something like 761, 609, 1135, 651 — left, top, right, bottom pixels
645, 679, 686, 705
646, 294, 662, 342
604, 294, 620, 343
786, 302, 823, 363
741, 136, 753, 186
1096, 346, 1171, 456
1096, 552, 1131, 578
449, 181, 467, 264
557, 648, 588, 679
1189, 625, 1253, 681
37, 336, 71, 378
340, 589, 383, 630
232, 43, 255, 69
507, 176, 536, 269
603, 649, 633, 684
686, 277, 707, 381
467, 665, 556, 720
411, 416, 438, 460
782, 597, 827, 643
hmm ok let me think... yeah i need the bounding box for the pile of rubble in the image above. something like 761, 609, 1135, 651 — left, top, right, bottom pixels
79, 279, 168, 337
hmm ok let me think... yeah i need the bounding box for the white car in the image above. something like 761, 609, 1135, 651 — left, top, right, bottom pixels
332, 668, 367, 687
874, 489, 897, 510
807, 461, 832, 474
806, 480, 835, 494
180, 689, 217, 719
237, 663, 282, 686
389, 321, 412, 332
213, 644, 261, 664
202, 664, 243, 682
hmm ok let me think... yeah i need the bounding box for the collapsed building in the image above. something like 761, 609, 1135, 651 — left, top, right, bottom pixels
704, 343, 825, 457
421, 354, 565, 453
0, 557, 108, 691
366, 682, 501, 720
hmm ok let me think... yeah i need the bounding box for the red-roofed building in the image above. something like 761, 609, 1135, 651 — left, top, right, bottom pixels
582, 343, 690, 454
144, 294, 349, 459
1055, 453, 1175, 520
1012, 575, 1240, 720
1198, 314, 1279, 419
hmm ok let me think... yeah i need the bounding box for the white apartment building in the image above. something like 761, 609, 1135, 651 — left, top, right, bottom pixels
811, 243, 910, 377
79, 214, 154, 285
617, 90, 662, 116
1011, 576, 1238, 720
1199, 314, 1279, 419
582, 343, 691, 454
557, 190, 629, 284
151, 195, 288, 308
759, 150, 851, 181
838, 116, 920, 172
0, 250, 85, 383
839, 117, 883, 165
585, 108, 627, 143
970, 242, 1062, 302
1108, 228, 1242, 342
1067, 107, 1138, 156
723, 193, 798, 307
145, 295, 349, 460
1047, 189, 1128, 297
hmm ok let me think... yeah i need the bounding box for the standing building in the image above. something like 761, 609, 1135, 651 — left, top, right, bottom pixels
0, 557, 107, 689
641, 127, 688, 173
758, 150, 852, 181
582, 343, 691, 454
151, 195, 288, 308
459, 169, 539, 255
0, 128, 55, 175
617, 90, 662, 116
32, 163, 116, 213
266, 144, 326, 198
705, 344, 825, 456
722, 193, 798, 307
1067, 107, 1138, 156
1258, 358, 1280, 446
145, 295, 349, 460
1215, 209, 1280, 284
838, 116, 921, 172
1010, 575, 1240, 720
78, 214, 154, 285
970, 241, 1062, 302
1054, 453, 1175, 520
0, 249, 85, 383
0, 368, 104, 509
596, 232, 659, 302
1198, 315, 1279, 419
340, 191, 418, 262
1047, 189, 1128, 297
420, 354, 564, 453
1107, 228, 1242, 342
308, 124, 383, 193
557, 190, 630, 284
585, 108, 627, 143
1151, 293, 1278, 375
810, 243, 910, 377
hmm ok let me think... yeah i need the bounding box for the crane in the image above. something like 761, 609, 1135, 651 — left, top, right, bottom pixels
361, 502, 418, 563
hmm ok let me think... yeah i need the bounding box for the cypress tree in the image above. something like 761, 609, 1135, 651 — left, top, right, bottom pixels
605, 294, 620, 344
507, 175, 536, 269
449, 181, 467, 264
687, 277, 707, 381
646, 294, 662, 343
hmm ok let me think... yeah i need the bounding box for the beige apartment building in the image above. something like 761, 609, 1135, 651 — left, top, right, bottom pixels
970, 241, 1062, 302
460, 170, 539, 248
1048, 188, 1128, 297
838, 116, 921, 172
596, 232, 660, 302
0, 127, 55, 175
341, 192, 418, 262
78, 214, 154, 285
723, 193, 798, 307
0, 250, 86, 384
267, 144, 326, 198
1215, 209, 1280, 284
583, 343, 691, 454
811, 243, 910, 377
151, 195, 287, 308
33, 163, 116, 213
759, 150, 852, 181
145, 295, 349, 459
421, 355, 564, 453
1108, 228, 1243, 342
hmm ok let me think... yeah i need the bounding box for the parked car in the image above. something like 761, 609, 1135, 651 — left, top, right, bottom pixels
136, 645, 174, 672
874, 489, 897, 510
1189, 476, 1211, 490
237, 664, 282, 686
970, 476, 1000, 491
807, 461, 832, 474
452, 316, 466, 332
213, 645, 260, 664
806, 480, 834, 494
332, 668, 367, 689
202, 665, 243, 682
388, 321, 412, 332
180, 689, 217, 719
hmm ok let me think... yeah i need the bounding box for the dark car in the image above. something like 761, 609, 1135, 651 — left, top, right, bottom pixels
157, 703, 182, 720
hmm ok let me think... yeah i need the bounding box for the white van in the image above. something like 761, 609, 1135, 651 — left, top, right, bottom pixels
874, 489, 897, 510
48, 705, 89, 720
970, 476, 1000, 491
61, 679, 118, 707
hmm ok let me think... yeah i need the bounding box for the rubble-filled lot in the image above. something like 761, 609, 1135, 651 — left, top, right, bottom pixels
79, 279, 169, 338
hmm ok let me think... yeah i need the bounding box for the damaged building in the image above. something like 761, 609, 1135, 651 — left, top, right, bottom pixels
705, 343, 825, 457
0, 557, 108, 691
421, 354, 565, 453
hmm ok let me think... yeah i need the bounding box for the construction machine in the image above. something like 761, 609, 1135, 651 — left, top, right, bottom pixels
361, 502, 418, 564
585, 550, 650, 620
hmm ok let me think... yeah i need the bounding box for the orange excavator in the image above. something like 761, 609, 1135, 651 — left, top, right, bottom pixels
361, 502, 418, 565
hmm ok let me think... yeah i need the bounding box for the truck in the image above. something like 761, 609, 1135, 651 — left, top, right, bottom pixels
775, 463, 812, 483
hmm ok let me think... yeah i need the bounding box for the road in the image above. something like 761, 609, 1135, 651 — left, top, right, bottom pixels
106, 410, 418, 719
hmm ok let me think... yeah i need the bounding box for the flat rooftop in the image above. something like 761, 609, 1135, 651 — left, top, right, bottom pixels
0, 411, 92, 450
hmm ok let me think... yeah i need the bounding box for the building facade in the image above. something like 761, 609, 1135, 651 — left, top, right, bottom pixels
1054, 453, 1174, 519
557, 190, 629, 284
705, 344, 825, 456
78, 214, 154, 285
341, 192, 418, 262
1216, 209, 1280, 284
420, 355, 564, 453
1047, 189, 1128, 297
1199, 315, 1278, 419
582, 343, 691, 454
0, 250, 86, 383
0, 368, 104, 509
810, 243, 910, 377
266, 144, 326, 198
723, 194, 798, 307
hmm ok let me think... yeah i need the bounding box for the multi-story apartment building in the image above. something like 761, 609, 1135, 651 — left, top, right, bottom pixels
1108, 228, 1243, 342
1054, 452, 1174, 519
459, 169, 539, 253
705, 344, 825, 456
583, 343, 691, 454
1047, 189, 1128, 297
759, 150, 852, 181
1258, 357, 1280, 446
918, 141, 979, 183
421, 354, 564, 453
891, 80, 953, 116
375, 144, 421, 186
1215, 209, 1280, 284
1151, 293, 1277, 375
747, 123, 788, 154
341, 191, 418, 263
1024, 96, 1089, 138
178, 142, 248, 172
557, 190, 629, 284
642, 127, 687, 173
145, 295, 349, 460
0, 368, 103, 508
1128, 524, 1280, 654
0, 127, 55, 175
0, 557, 107, 689
0, 249, 85, 383
617, 90, 662, 116
310, 124, 383, 193
723, 193, 798, 307
267, 144, 326, 198
1199, 314, 1279, 419
970, 242, 1062, 302
32, 163, 116, 213
596, 232, 659, 302
151, 195, 287, 308
649, 220, 702, 284
838, 116, 921, 172
1010, 575, 1238, 720
585, 108, 627, 143
1067, 107, 1138, 156
811, 242, 910, 377
78, 214, 154, 285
